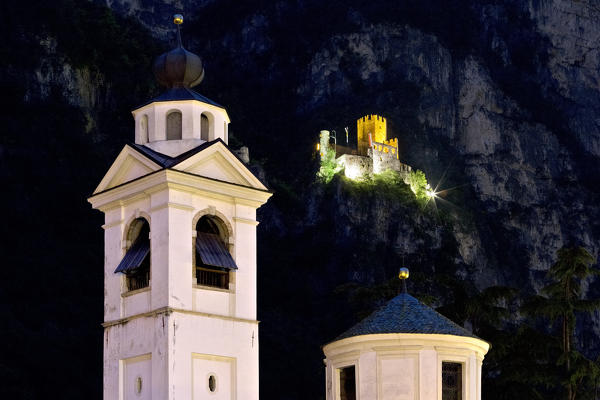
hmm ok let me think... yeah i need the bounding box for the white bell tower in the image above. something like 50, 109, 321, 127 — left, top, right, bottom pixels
89, 15, 271, 400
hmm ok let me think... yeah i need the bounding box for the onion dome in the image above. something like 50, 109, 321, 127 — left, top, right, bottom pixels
153, 14, 205, 88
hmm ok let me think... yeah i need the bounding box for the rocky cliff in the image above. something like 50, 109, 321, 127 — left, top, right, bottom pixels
2, 0, 600, 399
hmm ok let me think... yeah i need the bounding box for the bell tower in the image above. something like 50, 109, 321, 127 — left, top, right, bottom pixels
89, 15, 271, 400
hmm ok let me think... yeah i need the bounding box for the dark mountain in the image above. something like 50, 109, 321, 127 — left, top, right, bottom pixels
2, 0, 600, 398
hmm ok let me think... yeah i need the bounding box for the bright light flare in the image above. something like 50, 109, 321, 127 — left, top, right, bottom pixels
424, 183, 437, 199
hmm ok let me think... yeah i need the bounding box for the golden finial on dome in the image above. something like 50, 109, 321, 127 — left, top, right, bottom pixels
398, 267, 409, 280
398, 267, 409, 294
173, 14, 184, 25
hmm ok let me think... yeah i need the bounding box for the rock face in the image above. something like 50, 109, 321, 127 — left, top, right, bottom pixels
528, 0, 600, 157
95, 0, 214, 39
28, 37, 105, 133
6, 0, 600, 399
296, 11, 599, 293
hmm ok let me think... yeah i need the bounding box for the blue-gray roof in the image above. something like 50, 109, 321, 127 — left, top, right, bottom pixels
135, 87, 224, 110
128, 139, 218, 168
334, 293, 479, 342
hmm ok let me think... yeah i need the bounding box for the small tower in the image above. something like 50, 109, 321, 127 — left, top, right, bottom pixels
357, 115, 387, 156
89, 15, 271, 400
323, 269, 489, 400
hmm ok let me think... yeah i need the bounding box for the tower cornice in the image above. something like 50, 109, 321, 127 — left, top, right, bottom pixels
102, 306, 260, 328
88, 168, 272, 212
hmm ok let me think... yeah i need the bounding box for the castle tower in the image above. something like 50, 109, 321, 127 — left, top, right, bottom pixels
323, 269, 489, 400
88, 16, 271, 400
357, 114, 387, 156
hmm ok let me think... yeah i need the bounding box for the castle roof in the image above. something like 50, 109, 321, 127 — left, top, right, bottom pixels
333, 293, 479, 342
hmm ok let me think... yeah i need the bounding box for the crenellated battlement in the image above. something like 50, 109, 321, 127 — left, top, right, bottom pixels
358, 114, 386, 123
357, 114, 387, 156
371, 138, 399, 159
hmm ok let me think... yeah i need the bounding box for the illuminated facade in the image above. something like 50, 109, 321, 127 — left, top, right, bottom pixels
357, 114, 388, 156
320, 114, 411, 180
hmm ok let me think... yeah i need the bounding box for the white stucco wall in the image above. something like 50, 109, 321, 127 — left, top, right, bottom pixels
103, 311, 258, 400
121, 354, 152, 400
132, 100, 230, 157
94, 163, 270, 400
323, 334, 489, 400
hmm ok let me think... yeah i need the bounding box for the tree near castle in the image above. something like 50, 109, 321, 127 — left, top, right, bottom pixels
406, 170, 429, 202
317, 147, 341, 183
524, 246, 600, 400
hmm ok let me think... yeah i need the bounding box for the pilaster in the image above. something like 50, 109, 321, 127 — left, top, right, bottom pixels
419, 348, 437, 400
358, 351, 377, 399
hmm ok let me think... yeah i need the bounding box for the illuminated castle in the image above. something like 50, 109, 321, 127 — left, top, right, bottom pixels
320, 114, 411, 180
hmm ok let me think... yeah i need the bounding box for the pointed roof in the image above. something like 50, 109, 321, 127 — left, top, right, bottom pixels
334, 293, 478, 342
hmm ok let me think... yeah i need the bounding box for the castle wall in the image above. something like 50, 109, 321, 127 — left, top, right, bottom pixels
370, 144, 412, 177
337, 154, 372, 180
336, 152, 411, 180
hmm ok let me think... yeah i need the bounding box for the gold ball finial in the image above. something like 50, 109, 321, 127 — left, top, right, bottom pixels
173, 14, 184, 25
398, 267, 410, 280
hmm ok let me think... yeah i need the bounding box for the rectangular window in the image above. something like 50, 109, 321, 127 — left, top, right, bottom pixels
442, 362, 462, 400
338, 366, 356, 400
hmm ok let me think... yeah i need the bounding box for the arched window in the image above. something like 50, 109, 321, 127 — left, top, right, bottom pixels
201, 113, 209, 141
140, 115, 149, 143
166, 111, 182, 140
115, 218, 150, 292
195, 215, 236, 289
